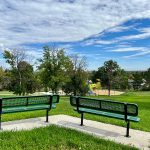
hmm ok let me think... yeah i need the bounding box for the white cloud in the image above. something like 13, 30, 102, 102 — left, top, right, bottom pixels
117, 31, 150, 41
124, 50, 150, 58
114, 26, 150, 42
82, 39, 114, 46
0, 43, 5, 52
108, 25, 136, 33
110, 47, 147, 52
138, 27, 150, 33
108, 45, 150, 58
0, 0, 150, 48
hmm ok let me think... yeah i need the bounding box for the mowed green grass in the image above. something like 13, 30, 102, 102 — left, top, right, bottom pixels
0, 125, 137, 150
0, 91, 14, 95
0, 91, 150, 132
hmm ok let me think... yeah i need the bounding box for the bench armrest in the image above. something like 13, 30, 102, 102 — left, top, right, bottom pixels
52, 95, 60, 103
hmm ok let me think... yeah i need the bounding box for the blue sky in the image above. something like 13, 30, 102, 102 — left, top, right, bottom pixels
0, 0, 150, 71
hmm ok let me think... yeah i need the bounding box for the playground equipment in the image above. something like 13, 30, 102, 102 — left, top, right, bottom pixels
88, 79, 101, 95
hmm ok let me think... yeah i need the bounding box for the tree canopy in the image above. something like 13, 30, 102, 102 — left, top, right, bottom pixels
62, 55, 88, 96
3, 49, 36, 95
38, 46, 72, 93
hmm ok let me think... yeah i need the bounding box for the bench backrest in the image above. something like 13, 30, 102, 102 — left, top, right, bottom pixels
0, 95, 59, 108
70, 96, 138, 116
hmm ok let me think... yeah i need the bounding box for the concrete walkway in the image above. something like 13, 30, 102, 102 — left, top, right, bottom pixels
1, 115, 150, 150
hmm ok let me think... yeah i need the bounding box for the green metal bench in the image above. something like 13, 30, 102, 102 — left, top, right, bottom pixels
70, 96, 140, 137
0, 95, 59, 129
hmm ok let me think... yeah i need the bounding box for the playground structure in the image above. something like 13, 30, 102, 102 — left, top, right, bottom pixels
88, 79, 124, 96
88, 79, 101, 95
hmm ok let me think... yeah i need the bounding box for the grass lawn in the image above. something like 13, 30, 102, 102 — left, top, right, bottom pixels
0, 91, 148, 150
0, 91, 150, 132
0, 125, 137, 150
0, 90, 14, 95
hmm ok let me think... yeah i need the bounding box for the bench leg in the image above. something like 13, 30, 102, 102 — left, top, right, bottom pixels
0, 115, 1, 130
81, 113, 83, 126
126, 121, 130, 137
46, 110, 49, 122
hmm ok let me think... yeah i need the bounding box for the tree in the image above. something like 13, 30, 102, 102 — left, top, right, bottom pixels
38, 46, 72, 93
34, 70, 44, 92
94, 66, 108, 88
3, 49, 36, 95
112, 69, 128, 90
144, 68, 150, 90
0, 67, 6, 90
98, 60, 120, 96
63, 55, 89, 96
132, 71, 144, 90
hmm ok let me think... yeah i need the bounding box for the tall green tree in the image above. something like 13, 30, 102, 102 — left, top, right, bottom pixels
63, 55, 89, 96
112, 69, 128, 90
144, 68, 150, 90
3, 49, 36, 95
132, 71, 144, 90
38, 46, 72, 93
0, 67, 6, 90
97, 60, 120, 96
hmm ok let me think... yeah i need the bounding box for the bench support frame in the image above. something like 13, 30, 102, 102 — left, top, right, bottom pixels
0, 115, 1, 130
70, 96, 139, 138
81, 113, 84, 126
0, 95, 59, 129
124, 103, 130, 137
0, 98, 2, 130
80, 111, 131, 137
126, 121, 130, 137
46, 109, 49, 122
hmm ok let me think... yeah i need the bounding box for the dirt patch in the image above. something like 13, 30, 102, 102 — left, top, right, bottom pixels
93, 90, 124, 96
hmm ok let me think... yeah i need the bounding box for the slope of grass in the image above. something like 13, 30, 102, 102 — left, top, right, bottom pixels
0, 125, 137, 150
1, 91, 150, 132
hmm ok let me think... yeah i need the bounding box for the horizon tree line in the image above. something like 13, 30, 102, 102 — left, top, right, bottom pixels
0, 46, 150, 96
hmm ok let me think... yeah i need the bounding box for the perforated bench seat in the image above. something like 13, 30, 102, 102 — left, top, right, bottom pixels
74, 108, 140, 122
0, 95, 59, 129
70, 96, 140, 137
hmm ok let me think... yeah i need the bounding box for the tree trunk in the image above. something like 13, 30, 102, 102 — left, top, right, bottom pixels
73, 90, 77, 96
108, 83, 111, 96
18, 70, 22, 95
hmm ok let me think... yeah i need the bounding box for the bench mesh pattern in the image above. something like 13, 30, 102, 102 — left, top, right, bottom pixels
79, 98, 124, 114
127, 104, 137, 116
28, 96, 49, 105
70, 96, 138, 116
2, 98, 27, 107
70, 96, 77, 106
52, 95, 59, 103
2, 96, 50, 107
79, 98, 100, 109
101, 101, 124, 113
